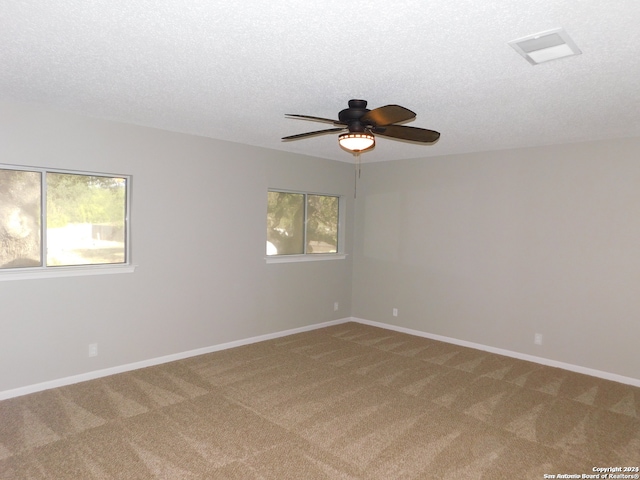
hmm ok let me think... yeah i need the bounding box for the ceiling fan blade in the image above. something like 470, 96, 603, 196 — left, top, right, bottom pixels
372, 124, 440, 143
282, 127, 347, 141
285, 114, 346, 125
360, 105, 416, 126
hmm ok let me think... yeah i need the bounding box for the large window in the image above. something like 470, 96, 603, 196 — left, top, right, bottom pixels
0, 165, 130, 273
267, 190, 340, 257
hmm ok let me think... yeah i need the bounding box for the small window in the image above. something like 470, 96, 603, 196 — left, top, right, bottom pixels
267, 190, 340, 256
0, 165, 130, 272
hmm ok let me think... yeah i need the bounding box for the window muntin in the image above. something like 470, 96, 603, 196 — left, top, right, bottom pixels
0, 165, 130, 271
267, 190, 339, 256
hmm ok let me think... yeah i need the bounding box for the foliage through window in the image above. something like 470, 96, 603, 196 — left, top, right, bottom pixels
0, 165, 130, 270
267, 191, 339, 256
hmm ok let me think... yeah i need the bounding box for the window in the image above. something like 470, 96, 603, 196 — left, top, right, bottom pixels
266, 190, 343, 260
0, 164, 131, 277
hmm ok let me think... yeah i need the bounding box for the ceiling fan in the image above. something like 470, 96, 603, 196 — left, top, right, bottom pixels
282, 99, 440, 154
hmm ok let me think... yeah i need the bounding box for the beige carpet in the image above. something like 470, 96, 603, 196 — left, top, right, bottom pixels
1, 322, 639, 479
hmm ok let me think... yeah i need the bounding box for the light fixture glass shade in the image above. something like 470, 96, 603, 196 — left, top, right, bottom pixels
338, 133, 375, 152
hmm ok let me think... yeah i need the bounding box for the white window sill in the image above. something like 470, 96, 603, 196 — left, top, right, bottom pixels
265, 254, 347, 264
0, 264, 138, 281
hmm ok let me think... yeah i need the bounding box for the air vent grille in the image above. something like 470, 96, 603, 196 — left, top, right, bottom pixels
509, 28, 581, 65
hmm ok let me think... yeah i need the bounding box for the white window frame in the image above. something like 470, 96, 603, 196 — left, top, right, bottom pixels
0, 164, 135, 281
265, 189, 347, 264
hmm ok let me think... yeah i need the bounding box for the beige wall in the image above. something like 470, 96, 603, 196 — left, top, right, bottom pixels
0, 101, 354, 392
352, 138, 640, 380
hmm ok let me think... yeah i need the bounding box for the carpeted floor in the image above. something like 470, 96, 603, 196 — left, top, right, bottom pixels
1, 322, 638, 479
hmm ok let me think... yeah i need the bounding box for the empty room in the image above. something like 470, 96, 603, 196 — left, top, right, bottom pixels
1, 1, 639, 479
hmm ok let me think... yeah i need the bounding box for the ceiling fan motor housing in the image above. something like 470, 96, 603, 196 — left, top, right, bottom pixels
339, 99, 370, 132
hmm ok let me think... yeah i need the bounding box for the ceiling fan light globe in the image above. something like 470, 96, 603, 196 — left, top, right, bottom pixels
338, 133, 375, 152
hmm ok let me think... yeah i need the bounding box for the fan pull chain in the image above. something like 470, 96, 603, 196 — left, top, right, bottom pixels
354, 152, 361, 198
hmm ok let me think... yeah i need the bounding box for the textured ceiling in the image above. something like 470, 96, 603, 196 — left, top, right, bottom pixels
2, 0, 640, 162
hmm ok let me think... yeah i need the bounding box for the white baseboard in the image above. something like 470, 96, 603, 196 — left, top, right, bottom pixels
0, 318, 351, 400
351, 317, 640, 388
3, 316, 637, 400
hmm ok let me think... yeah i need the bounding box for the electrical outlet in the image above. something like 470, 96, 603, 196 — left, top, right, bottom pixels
334, 302, 339, 311
88, 343, 98, 357
393, 308, 398, 317
534, 333, 543, 346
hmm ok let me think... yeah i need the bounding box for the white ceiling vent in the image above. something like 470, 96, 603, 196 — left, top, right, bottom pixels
509, 28, 582, 65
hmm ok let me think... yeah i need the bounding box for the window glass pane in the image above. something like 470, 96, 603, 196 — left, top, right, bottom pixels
306, 194, 338, 254
46, 173, 127, 266
267, 191, 304, 255
0, 168, 42, 268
